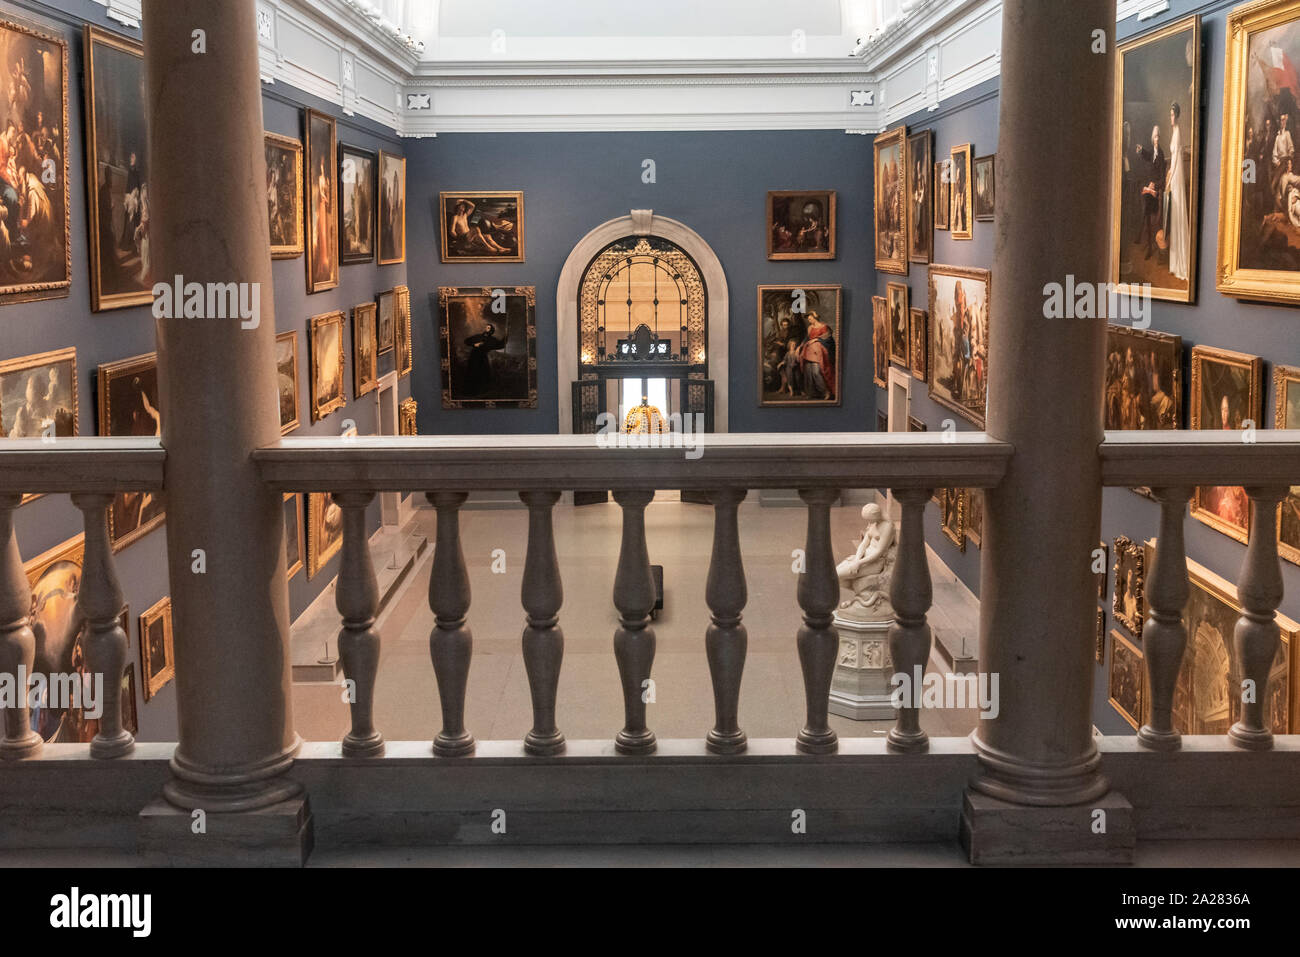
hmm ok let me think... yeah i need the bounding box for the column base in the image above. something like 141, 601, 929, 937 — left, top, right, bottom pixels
342, 730, 385, 758
1137, 724, 1181, 751
1229, 722, 1273, 751
615, 729, 657, 755
139, 795, 313, 867
959, 790, 1135, 865
705, 729, 747, 754
524, 730, 566, 756
91, 730, 135, 760
0, 731, 42, 761
433, 732, 476, 758
886, 727, 929, 753
795, 728, 838, 754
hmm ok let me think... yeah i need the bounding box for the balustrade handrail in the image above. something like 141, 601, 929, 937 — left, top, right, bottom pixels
1100, 429, 1300, 488
0, 437, 166, 496
252, 432, 1015, 492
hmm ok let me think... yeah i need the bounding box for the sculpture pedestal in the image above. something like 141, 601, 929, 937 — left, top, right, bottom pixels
828, 615, 896, 721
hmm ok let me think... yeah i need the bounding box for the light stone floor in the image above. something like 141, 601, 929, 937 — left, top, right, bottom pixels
291, 498, 984, 745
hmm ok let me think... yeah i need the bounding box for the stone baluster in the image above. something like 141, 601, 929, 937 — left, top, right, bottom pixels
612, 489, 657, 755
796, 488, 840, 754
705, 488, 748, 754
1230, 486, 1288, 751
71, 494, 133, 759
888, 488, 933, 753
427, 491, 474, 757
1139, 487, 1192, 750
0, 495, 41, 760
520, 490, 565, 756
334, 492, 384, 757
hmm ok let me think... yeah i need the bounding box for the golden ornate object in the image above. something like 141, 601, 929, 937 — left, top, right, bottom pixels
624, 398, 667, 434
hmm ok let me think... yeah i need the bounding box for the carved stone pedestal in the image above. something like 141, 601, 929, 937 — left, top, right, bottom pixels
959, 790, 1135, 865
828, 615, 896, 721
139, 796, 313, 867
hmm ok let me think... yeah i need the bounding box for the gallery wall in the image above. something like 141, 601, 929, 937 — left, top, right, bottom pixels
403, 129, 876, 435
3, 0, 409, 741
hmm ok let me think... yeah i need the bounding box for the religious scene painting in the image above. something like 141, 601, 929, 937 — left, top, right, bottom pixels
304, 109, 338, 293
1190, 344, 1263, 543
1112, 16, 1200, 302
949, 143, 973, 239
98, 352, 164, 551
309, 310, 346, 422
338, 144, 375, 265
887, 281, 908, 366
0, 15, 69, 304
757, 284, 842, 407
1104, 324, 1182, 429
1109, 631, 1146, 731
872, 294, 887, 389
934, 160, 951, 230
927, 265, 991, 427
909, 307, 927, 383
907, 130, 932, 263
0, 347, 76, 438
84, 26, 149, 311
873, 126, 908, 275
23, 535, 86, 742
973, 154, 995, 221
439, 285, 537, 408
767, 189, 835, 259
265, 132, 302, 259
275, 330, 299, 434
1276, 364, 1300, 565
439, 190, 522, 263
378, 150, 405, 264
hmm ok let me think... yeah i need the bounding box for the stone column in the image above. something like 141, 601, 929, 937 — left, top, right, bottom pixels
140, 0, 308, 863
962, 0, 1132, 864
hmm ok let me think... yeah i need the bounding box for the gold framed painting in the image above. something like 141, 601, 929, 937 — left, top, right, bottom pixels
338, 143, 375, 265
886, 281, 909, 367
907, 130, 933, 263
940, 487, 965, 551
265, 131, 303, 259
949, 143, 973, 239
439, 190, 523, 263
352, 302, 377, 398
395, 284, 412, 378
1104, 324, 1182, 430
1112, 534, 1146, 638
1108, 630, 1145, 730
377, 288, 396, 355
755, 284, 842, 406
399, 397, 418, 436
378, 149, 406, 265
767, 189, 836, 260
1218, 0, 1300, 303
309, 310, 346, 422
139, 596, 174, 701
283, 492, 303, 580
121, 662, 138, 736
304, 108, 338, 293
1276, 363, 1300, 565
0, 14, 70, 306
84, 25, 150, 311
872, 295, 888, 389
0, 347, 78, 440
23, 534, 83, 741
307, 491, 343, 579
934, 160, 951, 231
1111, 15, 1201, 302
275, 330, 300, 434
1096, 609, 1107, 664
873, 126, 909, 275
97, 352, 164, 551
439, 285, 539, 408
927, 264, 991, 427
909, 308, 927, 382
1189, 344, 1263, 543
966, 488, 984, 548
973, 154, 995, 221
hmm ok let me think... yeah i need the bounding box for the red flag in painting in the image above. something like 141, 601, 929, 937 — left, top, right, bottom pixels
1264, 42, 1300, 98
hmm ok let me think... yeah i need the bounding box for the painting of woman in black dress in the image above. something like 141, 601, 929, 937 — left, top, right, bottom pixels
438, 285, 537, 408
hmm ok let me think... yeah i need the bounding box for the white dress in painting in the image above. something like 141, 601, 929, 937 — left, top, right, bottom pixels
1166, 123, 1190, 282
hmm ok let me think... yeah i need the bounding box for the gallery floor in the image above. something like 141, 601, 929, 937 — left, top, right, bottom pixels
291, 497, 985, 744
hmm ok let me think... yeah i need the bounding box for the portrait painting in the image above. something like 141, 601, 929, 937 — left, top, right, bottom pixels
378, 149, 405, 265
1104, 324, 1182, 430
767, 189, 835, 259
1109, 631, 1145, 730
139, 596, 174, 701
395, 284, 412, 378
909, 308, 927, 382
352, 302, 377, 398
927, 264, 991, 427
756, 284, 842, 407
907, 130, 932, 263
940, 487, 965, 551
966, 488, 984, 548
934, 160, 951, 231
23, 535, 84, 742
309, 310, 346, 422
887, 281, 909, 366
949, 144, 973, 239
98, 352, 164, 551
1112, 534, 1146, 639
0, 15, 69, 305
973, 154, 996, 221
1218, 0, 1300, 303
872, 295, 887, 388
1275, 364, 1300, 565
0, 347, 76, 439
275, 330, 300, 433
399, 397, 417, 436
1189, 344, 1263, 543
377, 287, 395, 354
873, 125, 909, 275
439, 190, 523, 263
304, 108, 338, 293
307, 491, 344, 579
265, 132, 302, 259
1112, 16, 1200, 302
338, 144, 375, 265
283, 492, 303, 580
439, 285, 538, 408
84, 25, 149, 311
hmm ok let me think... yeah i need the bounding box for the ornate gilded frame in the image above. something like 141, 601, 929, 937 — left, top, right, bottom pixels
439, 190, 523, 263
1112, 534, 1146, 638
755, 284, 842, 407
0, 347, 78, 442
940, 487, 966, 551
395, 284, 412, 378
927, 263, 992, 428
306, 492, 342, 579
872, 295, 887, 389
399, 397, 418, 436
1275, 363, 1300, 565
309, 310, 346, 422
98, 351, 164, 551
949, 143, 974, 240
873, 125, 909, 275
304, 108, 339, 293
283, 492, 304, 580
438, 285, 538, 409
907, 129, 932, 264
276, 330, 300, 434
378, 151, 407, 265
139, 596, 175, 702
886, 281, 909, 367
265, 131, 304, 259
766, 189, 836, 260
351, 302, 378, 398
1189, 344, 1263, 543
1108, 629, 1145, 730
934, 160, 950, 231
909, 308, 927, 383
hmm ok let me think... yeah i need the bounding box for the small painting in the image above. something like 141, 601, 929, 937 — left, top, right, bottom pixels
927, 264, 991, 427
377, 288, 395, 354
907, 130, 932, 263
399, 397, 417, 436
874, 126, 909, 275
1189, 344, 1263, 543
756, 284, 842, 406
338, 144, 375, 265
940, 487, 965, 551
1275, 364, 1300, 566
352, 302, 377, 398
887, 281, 909, 367
275, 331, 300, 434
872, 295, 887, 389
1112, 534, 1146, 639
909, 308, 927, 382
307, 491, 343, 579
121, 663, 138, 736
378, 150, 406, 265
767, 189, 835, 259
973, 153, 995, 221
934, 160, 951, 231
265, 132, 303, 258
395, 284, 411, 378
1109, 630, 1145, 730
304, 108, 338, 293
949, 143, 973, 239
139, 595, 174, 702
0, 347, 77, 438
1105, 324, 1182, 430
966, 488, 984, 548
97, 352, 164, 551
309, 310, 346, 422
283, 491, 303, 580
439, 190, 523, 263
1096, 609, 1106, 664
439, 285, 538, 408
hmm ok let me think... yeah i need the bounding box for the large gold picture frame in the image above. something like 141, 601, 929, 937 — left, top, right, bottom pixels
1189, 344, 1263, 543
265, 131, 304, 259
1110, 15, 1201, 303
873, 126, 909, 276
304, 108, 339, 293
438, 190, 524, 263
755, 284, 843, 407
927, 264, 992, 428
97, 352, 164, 551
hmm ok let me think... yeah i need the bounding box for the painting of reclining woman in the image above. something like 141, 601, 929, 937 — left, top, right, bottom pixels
0, 15, 69, 304
927, 265, 990, 427
439, 285, 537, 408
439, 190, 524, 263
758, 284, 843, 407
